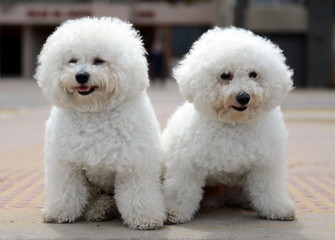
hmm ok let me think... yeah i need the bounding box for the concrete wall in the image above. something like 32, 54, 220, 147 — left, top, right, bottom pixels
0, 2, 220, 26
306, 0, 334, 88
246, 5, 307, 33
0, 3, 130, 25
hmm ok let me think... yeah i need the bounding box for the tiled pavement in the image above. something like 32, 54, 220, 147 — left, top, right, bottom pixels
0, 79, 335, 239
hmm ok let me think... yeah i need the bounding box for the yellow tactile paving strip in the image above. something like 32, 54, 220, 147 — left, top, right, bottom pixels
0, 144, 335, 214
0, 144, 44, 209
289, 175, 335, 213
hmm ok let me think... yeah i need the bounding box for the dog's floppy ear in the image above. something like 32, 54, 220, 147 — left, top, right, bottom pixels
263, 45, 294, 109
105, 18, 149, 96
273, 66, 294, 104
173, 27, 220, 103
173, 61, 195, 102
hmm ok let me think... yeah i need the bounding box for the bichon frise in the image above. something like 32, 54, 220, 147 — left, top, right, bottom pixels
35, 17, 165, 230
162, 27, 295, 224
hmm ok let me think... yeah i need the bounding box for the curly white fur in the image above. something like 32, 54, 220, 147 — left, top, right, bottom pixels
35, 17, 165, 230
162, 27, 295, 224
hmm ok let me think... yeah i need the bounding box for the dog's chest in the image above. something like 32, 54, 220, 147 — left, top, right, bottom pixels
83, 164, 115, 193
58, 111, 133, 167
195, 121, 265, 173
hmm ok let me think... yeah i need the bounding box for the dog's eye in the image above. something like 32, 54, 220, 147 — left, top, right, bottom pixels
220, 72, 233, 81
93, 58, 105, 65
68, 58, 77, 64
249, 71, 257, 78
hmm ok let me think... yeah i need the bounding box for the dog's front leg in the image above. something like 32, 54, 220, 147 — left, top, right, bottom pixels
114, 169, 166, 230
43, 160, 89, 223
244, 164, 295, 221
163, 166, 206, 224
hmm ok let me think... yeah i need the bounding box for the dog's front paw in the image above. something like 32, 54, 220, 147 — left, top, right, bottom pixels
42, 208, 81, 223
166, 210, 192, 225
43, 212, 77, 223
128, 216, 164, 230
258, 202, 296, 221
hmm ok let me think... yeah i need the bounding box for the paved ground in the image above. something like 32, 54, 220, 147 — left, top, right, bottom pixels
0, 79, 335, 239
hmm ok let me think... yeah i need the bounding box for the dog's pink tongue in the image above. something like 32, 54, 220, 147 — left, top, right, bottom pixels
77, 86, 91, 92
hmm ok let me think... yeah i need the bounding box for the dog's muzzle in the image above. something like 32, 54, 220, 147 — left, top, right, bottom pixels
76, 71, 90, 84
232, 92, 250, 112
76, 86, 96, 95
232, 106, 247, 112
75, 71, 96, 96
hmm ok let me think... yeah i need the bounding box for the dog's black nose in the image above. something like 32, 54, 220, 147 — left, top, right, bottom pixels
75, 71, 90, 84
236, 92, 250, 106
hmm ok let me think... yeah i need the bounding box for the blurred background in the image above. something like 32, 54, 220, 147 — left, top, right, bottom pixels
0, 0, 334, 88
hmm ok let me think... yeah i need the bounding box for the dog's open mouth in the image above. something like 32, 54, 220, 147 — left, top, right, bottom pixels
76, 86, 96, 96
232, 106, 248, 112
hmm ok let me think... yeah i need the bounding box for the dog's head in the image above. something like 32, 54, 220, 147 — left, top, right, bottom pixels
174, 27, 293, 124
35, 17, 148, 112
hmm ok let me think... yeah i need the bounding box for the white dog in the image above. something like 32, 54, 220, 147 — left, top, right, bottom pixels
35, 17, 165, 230
162, 27, 295, 224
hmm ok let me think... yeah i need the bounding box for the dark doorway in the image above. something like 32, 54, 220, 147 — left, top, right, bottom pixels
135, 26, 155, 54
32, 26, 57, 70
262, 34, 306, 87
0, 26, 22, 77
136, 26, 167, 81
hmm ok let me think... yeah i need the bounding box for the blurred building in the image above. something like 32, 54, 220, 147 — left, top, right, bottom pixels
0, 0, 334, 88
0, 0, 229, 81
246, 0, 334, 88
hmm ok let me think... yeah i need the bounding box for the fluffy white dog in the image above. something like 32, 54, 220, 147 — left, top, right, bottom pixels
162, 27, 295, 224
35, 17, 165, 230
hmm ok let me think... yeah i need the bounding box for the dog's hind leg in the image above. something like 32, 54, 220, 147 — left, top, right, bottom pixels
201, 185, 252, 209
83, 185, 119, 222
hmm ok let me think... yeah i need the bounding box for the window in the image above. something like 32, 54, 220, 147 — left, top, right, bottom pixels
172, 26, 209, 57
250, 0, 304, 5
